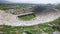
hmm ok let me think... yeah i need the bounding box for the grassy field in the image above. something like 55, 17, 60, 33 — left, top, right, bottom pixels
0, 17, 60, 34
18, 14, 35, 20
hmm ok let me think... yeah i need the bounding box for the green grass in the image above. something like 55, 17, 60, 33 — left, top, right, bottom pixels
0, 5, 33, 10
0, 17, 60, 34
18, 14, 35, 20
0, 6, 24, 10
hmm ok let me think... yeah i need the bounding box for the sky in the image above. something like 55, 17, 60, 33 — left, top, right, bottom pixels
0, 0, 60, 4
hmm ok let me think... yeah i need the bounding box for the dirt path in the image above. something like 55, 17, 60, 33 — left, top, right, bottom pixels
0, 8, 60, 26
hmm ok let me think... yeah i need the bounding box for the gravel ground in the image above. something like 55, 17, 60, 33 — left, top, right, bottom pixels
0, 8, 60, 26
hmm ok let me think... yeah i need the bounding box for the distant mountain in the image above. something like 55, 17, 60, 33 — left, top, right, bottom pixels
0, 0, 11, 4
0, 2, 39, 6
0, 0, 41, 5
0, 0, 57, 5
0, 0, 45, 5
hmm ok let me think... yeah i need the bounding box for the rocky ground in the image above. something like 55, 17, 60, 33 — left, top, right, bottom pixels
0, 8, 60, 26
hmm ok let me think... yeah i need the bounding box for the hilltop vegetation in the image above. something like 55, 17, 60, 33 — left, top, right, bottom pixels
0, 5, 32, 10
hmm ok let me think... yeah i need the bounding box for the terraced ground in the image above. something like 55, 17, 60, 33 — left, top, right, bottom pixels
0, 5, 60, 34
0, 7, 60, 26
